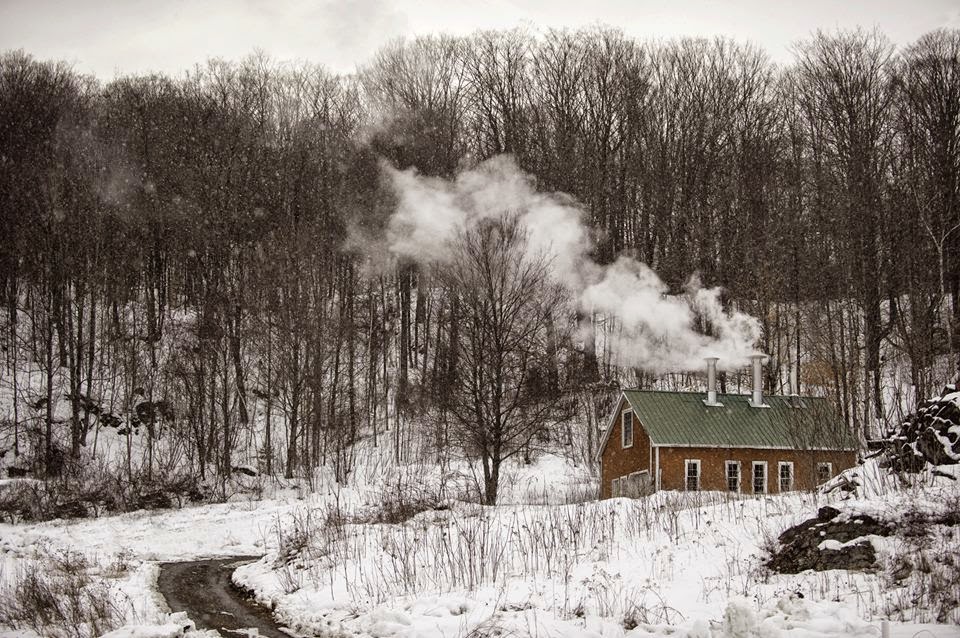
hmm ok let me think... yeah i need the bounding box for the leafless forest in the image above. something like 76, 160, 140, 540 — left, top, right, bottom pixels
1, 27, 958, 502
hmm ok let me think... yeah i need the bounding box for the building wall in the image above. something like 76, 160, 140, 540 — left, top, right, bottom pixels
598, 394, 858, 498
599, 396, 652, 499
656, 446, 857, 493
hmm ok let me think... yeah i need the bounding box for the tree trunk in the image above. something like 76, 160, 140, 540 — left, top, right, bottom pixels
264, 318, 273, 475
230, 303, 250, 433
221, 347, 231, 476
44, 302, 54, 477
81, 292, 96, 446
484, 454, 501, 505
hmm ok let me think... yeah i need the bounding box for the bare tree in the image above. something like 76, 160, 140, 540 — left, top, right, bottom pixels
464, 29, 534, 160
437, 214, 566, 504
894, 30, 960, 384
792, 29, 897, 436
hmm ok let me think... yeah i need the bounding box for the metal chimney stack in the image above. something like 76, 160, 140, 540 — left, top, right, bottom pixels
790, 363, 801, 407
749, 354, 769, 408
703, 357, 722, 407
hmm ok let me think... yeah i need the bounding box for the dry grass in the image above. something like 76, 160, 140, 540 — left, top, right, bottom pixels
0, 546, 124, 637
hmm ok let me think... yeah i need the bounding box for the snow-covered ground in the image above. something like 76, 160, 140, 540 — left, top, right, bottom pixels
0, 453, 958, 637
230, 461, 960, 637
0, 486, 308, 637
0, 455, 589, 636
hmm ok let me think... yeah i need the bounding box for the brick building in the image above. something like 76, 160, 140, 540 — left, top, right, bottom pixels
596, 356, 858, 499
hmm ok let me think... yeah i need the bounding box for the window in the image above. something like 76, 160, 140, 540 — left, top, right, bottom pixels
725, 461, 741, 492
629, 471, 651, 497
611, 478, 620, 497
817, 462, 833, 485
752, 461, 767, 494
621, 411, 634, 448
685, 459, 701, 491
778, 462, 794, 492
631, 470, 653, 496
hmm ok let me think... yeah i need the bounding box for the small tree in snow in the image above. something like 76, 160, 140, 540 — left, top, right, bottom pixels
437, 213, 565, 505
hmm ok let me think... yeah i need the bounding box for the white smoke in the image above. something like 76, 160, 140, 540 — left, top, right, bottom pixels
380, 155, 761, 373
582, 260, 761, 372
383, 156, 593, 289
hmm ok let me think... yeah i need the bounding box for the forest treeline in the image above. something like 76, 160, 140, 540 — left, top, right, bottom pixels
0, 27, 958, 488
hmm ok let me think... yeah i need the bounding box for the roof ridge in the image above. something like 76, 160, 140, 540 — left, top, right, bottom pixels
623, 389, 823, 399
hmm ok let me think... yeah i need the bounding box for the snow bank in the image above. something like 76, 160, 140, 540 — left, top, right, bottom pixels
99, 612, 217, 638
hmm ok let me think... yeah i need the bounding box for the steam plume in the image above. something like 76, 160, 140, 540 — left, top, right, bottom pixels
379, 155, 761, 373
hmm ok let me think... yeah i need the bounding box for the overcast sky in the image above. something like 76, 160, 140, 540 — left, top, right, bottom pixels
2, 0, 959, 79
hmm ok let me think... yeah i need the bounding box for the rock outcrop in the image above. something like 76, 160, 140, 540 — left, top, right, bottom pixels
767, 506, 892, 573
879, 385, 960, 472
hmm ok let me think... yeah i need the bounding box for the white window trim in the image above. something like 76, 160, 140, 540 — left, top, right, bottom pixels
725, 460, 741, 493
752, 461, 768, 495
611, 478, 620, 498
684, 459, 701, 491
621, 410, 634, 449
817, 462, 833, 484
778, 461, 795, 493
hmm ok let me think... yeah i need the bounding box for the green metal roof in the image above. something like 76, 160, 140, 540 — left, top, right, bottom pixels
621, 390, 855, 450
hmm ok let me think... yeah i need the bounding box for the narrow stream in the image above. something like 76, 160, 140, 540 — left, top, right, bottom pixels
157, 556, 292, 637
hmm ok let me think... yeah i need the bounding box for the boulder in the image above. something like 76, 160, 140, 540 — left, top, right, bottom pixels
768, 507, 891, 574
881, 386, 960, 472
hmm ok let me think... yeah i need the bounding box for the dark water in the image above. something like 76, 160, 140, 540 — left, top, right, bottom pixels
157, 556, 293, 638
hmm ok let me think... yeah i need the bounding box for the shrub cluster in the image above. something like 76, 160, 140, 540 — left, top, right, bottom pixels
0, 460, 208, 523
0, 547, 123, 637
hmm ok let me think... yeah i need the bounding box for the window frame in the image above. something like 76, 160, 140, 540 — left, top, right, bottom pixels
817, 462, 833, 485
611, 478, 620, 498
621, 409, 634, 449
752, 461, 768, 495
684, 459, 701, 491
778, 461, 794, 492
725, 460, 741, 493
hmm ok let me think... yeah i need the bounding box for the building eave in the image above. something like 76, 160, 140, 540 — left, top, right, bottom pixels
651, 443, 856, 452
594, 393, 628, 463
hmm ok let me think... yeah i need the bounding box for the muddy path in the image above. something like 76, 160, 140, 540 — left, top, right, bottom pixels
157, 556, 293, 637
